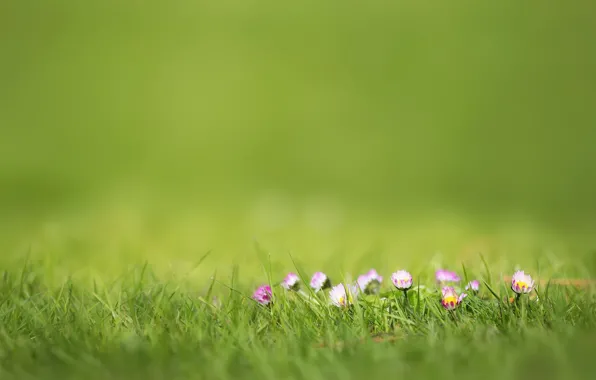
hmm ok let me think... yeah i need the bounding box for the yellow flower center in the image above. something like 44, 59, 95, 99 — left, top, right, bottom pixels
337, 292, 354, 307
517, 280, 528, 289
443, 295, 457, 306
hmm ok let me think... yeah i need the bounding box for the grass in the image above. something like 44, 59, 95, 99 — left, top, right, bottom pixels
2, 259, 596, 380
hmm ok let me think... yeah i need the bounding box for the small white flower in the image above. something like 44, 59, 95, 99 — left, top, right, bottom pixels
357, 269, 383, 294
281, 272, 300, 291
329, 283, 359, 307
511, 270, 534, 294
465, 280, 480, 292
391, 270, 413, 290
310, 272, 331, 292
441, 286, 466, 310
436, 269, 460, 283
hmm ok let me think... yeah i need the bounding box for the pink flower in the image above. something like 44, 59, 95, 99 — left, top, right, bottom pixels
465, 280, 480, 292
441, 286, 467, 310
511, 271, 534, 294
357, 269, 383, 294
391, 270, 413, 290
281, 272, 300, 291
252, 285, 272, 305
310, 272, 331, 292
436, 269, 461, 283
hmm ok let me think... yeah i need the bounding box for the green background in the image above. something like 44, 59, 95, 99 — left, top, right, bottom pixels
2, 2, 596, 380
1, 0, 596, 281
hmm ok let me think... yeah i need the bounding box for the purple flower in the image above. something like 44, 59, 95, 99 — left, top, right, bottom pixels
391, 270, 413, 290
310, 272, 331, 292
435, 269, 461, 283
511, 270, 534, 294
441, 286, 467, 310
357, 269, 383, 294
252, 285, 272, 305
465, 280, 480, 292
281, 272, 300, 291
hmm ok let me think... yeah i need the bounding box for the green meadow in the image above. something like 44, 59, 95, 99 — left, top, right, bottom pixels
2, 1, 596, 379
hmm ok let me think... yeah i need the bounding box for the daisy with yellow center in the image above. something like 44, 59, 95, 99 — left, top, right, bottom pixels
441, 287, 467, 310
511, 270, 534, 294
329, 284, 359, 308
391, 270, 413, 290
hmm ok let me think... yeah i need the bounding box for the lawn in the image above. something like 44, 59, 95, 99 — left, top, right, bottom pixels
2, 253, 596, 380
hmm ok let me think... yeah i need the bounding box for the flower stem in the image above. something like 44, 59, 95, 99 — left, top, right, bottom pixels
449, 310, 459, 325
402, 290, 410, 315
520, 295, 527, 324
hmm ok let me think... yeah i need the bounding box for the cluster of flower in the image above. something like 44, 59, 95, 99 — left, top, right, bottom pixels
252, 268, 535, 310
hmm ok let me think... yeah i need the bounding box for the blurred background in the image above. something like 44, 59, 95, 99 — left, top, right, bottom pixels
1, 1, 596, 282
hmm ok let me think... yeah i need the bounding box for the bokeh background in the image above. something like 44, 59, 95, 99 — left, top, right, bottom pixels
2, 1, 596, 283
